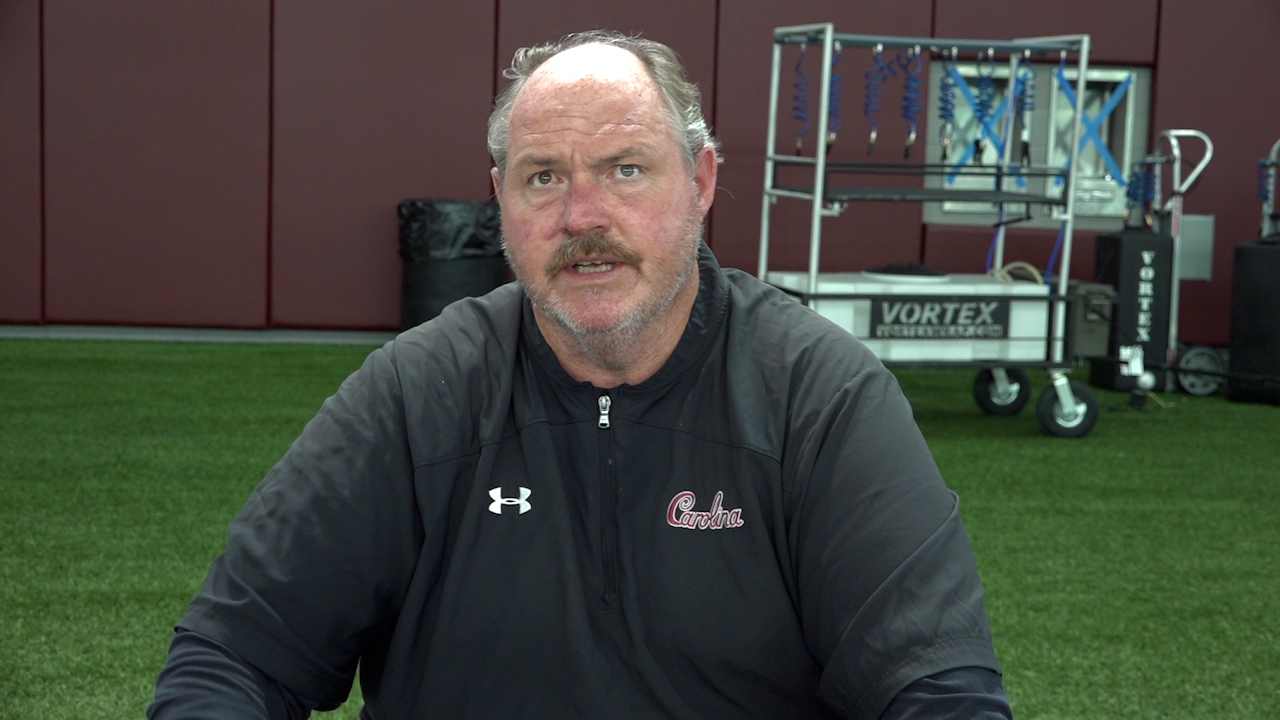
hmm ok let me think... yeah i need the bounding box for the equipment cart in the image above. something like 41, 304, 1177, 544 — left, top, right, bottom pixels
759, 23, 1099, 437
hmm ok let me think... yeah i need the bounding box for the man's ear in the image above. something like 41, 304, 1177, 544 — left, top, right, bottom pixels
490, 166, 503, 201
693, 146, 718, 217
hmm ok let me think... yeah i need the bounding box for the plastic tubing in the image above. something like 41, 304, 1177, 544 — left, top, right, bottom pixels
792, 46, 810, 153
828, 43, 844, 147
1045, 224, 1066, 290
863, 45, 892, 154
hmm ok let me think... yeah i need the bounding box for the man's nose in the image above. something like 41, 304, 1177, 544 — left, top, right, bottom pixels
561, 179, 610, 237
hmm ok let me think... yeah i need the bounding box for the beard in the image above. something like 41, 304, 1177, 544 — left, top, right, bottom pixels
503, 198, 703, 373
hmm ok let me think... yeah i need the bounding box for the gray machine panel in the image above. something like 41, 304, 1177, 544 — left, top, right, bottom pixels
922, 62, 1151, 231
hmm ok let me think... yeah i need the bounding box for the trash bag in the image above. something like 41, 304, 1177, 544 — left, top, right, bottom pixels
398, 199, 509, 330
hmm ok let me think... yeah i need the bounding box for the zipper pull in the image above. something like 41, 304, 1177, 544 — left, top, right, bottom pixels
597, 393, 611, 429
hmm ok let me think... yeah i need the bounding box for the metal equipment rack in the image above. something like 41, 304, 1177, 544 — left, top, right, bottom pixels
759, 23, 1099, 436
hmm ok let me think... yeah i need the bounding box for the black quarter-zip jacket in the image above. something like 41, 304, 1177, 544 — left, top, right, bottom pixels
176, 245, 1001, 719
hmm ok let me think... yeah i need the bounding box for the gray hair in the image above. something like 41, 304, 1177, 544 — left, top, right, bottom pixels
487, 30, 721, 178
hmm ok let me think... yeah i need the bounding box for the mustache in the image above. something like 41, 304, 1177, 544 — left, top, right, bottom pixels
544, 233, 642, 276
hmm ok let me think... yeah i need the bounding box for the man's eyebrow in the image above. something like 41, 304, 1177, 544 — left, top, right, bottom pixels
596, 146, 658, 165
510, 154, 559, 171
510, 145, 658, 173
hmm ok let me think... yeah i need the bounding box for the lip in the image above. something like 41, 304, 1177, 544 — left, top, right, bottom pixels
561, 256, 627, 279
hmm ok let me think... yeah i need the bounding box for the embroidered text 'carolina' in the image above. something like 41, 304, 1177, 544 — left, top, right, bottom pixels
666, 491, 744, 530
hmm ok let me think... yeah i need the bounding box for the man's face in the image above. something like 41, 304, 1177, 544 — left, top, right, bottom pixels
492, 44, 716, 340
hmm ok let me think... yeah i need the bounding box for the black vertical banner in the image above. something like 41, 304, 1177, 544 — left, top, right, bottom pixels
1091, 231, 1174, 391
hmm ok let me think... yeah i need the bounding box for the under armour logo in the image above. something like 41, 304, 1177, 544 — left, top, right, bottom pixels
488, 487, 532, 515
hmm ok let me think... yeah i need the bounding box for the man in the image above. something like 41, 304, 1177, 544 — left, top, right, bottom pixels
151, 31, 1013, 719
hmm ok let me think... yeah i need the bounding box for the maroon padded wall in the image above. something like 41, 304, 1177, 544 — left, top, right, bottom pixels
0, 1, 43, 322
934, 0, 1159, 66
270, 0, 497, 329
1150, 0, 1280, 346
496, 0, 718, 100
712, 0, 935, 277
41, 1, 270, 327
7, 1, 1280, 342
921, 227, 1100, 291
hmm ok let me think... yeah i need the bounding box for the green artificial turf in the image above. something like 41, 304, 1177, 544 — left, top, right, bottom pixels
1, 339, 1276, 719
0, 340, 375, 720
895, 371, 1280, 719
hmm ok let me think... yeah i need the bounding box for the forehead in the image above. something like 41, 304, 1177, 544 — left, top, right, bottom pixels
507, 44, 671, 158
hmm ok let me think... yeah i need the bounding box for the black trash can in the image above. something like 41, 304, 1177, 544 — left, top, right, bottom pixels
398, 199, 509, 330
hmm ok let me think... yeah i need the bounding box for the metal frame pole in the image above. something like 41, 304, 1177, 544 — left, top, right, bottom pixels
1052, 36, 1089, 367
1165, 134, 1185, 368
992, 49, 1022, 271
807, 25, 836, 298
1153, 129, 1213, 373
758, 41, 784, 279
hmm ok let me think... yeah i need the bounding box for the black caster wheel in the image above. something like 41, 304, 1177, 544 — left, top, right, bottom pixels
1176, 345, 1225, 396
973, 368, 1032, 416
1037, 380, 1099, 438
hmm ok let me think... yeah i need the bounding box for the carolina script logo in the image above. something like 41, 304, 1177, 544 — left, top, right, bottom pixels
666, 491, 744, 530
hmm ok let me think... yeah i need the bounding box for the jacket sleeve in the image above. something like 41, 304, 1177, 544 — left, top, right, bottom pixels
174, 343, 423, 709
148, 630, 318, 720
881, 666, 1013, 720
785, 363, 1003, 719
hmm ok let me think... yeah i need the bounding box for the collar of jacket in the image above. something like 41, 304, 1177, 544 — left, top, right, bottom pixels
520, 242, 731, 392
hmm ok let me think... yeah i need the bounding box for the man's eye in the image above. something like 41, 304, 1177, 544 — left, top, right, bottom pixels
617, 165, 640, 178
531, 170, 554, 187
